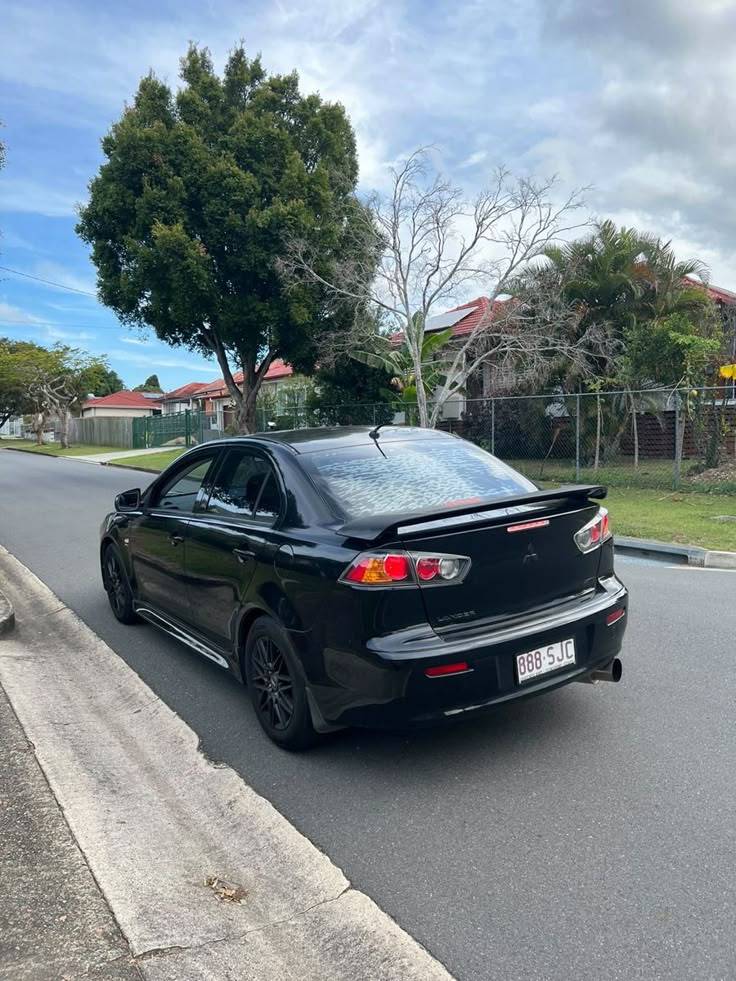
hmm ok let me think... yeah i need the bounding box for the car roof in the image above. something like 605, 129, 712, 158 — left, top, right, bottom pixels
202, 426, 454, 455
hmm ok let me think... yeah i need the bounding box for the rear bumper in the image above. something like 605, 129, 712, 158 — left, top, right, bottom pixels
305, 577, 628, 730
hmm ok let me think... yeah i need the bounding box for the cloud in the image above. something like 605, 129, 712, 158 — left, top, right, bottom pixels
459, 150, 488, 170
0, 178, 81, 218
108, 348, 220, 373
0, 301, 43, 324
533, 0, 736, 284
120, 336, 152, 346
32, 262, 97, 295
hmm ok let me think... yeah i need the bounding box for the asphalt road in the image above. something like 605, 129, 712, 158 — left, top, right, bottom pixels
1, 449, 734, 981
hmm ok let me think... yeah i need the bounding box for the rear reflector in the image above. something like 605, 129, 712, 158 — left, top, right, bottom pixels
425, 661, 470, 678
606, 608, 626, 626
507, 518, 550, 533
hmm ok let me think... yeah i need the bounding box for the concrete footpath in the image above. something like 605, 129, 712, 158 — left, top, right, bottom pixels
0, 686, 143, 980
0, 546, 453, 981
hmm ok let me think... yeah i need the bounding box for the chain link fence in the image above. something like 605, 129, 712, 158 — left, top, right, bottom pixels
459, 388, 736, 493
132, 386, 736, 494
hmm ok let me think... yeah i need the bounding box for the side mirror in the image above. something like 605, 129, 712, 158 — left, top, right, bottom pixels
115, 488, 141, 512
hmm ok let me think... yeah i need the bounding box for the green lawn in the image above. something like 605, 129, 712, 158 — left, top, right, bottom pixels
508, 457, 736, 494
598, 487, 736, 552
1, 439, 121, 457
107, 449, 185, 471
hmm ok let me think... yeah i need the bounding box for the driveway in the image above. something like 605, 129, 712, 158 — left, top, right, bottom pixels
0, 451, 734, 981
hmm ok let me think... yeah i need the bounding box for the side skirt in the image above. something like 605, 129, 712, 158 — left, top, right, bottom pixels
134, 606, 231, 671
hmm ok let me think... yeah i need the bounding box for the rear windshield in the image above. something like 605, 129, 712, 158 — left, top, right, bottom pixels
302, 439, 535, 517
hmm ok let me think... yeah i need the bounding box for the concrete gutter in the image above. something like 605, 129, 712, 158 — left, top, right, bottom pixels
0, 544, 454, 981
0, 586, 14, 635
615, 535, 736, 569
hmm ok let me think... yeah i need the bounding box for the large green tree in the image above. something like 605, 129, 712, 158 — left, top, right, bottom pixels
77, 44, 366, 432
134, 373, 162, 393
0, 338, 44, 428
86, 366, 126, 396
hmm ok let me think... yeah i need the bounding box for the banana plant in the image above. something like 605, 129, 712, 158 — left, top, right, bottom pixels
351, 328, 455, 407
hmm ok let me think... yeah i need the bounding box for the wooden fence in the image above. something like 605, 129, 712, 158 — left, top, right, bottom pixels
62, 416, 134, 448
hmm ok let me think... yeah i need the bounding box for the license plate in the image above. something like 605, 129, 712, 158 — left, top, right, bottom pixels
516, 638, 576, 683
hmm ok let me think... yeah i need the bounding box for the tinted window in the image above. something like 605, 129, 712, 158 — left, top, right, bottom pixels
302, 439, 535, 517
205, 451, 281, 523
155, 458, 214, 512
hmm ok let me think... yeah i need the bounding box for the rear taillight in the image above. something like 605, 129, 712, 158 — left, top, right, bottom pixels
574, 507, 612, 554
340, 551, 471, 587
342, 553, 411, 585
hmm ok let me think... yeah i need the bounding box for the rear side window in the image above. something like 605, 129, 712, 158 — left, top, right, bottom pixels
204, 450, 281, 523
302, 439, 535, 517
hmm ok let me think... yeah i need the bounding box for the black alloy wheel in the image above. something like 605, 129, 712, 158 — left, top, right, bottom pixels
251, 636, 294, 731
245, 618, 318, 750
103, 546, 139, 624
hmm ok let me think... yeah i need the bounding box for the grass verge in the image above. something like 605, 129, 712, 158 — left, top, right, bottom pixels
602, 487, 736, 552
1, 440, 121, 457
107, 449, 185, 471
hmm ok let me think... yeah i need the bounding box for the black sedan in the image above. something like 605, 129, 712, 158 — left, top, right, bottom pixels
100, 426, 628, 749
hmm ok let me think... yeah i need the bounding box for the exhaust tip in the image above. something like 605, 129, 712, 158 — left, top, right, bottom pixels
575, 657, 623, 684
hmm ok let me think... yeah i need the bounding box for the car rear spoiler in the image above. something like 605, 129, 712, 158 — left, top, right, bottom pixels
338, 484, 607, 545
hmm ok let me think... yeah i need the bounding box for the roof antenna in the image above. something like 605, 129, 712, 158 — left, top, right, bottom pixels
368, 422, 388, 457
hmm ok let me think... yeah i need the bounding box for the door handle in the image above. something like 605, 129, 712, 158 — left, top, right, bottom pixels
169, 533, 184, 546
233, 547, 255, 563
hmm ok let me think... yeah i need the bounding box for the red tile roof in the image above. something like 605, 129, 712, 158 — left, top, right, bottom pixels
685, 277, 736, 304
390, 297, 507, 343
82, 391, 162, 410
160, 381, 210, 402
194, 360, 293, 400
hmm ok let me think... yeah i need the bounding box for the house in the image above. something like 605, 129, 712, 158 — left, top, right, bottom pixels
0, 416, 23, 438
193, 360, 295, 430
159, 382, 210, 415
390, 297, 501, 419
81, 391, 163, 418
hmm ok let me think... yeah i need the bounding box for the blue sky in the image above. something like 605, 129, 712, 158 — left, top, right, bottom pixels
2, 0, 735, 391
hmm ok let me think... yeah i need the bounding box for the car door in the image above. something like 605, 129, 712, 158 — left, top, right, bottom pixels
184, 448, 285, 655
129, 451, 220, 625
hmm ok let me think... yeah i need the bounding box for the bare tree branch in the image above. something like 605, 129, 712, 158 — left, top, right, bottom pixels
280, 148, 594, 427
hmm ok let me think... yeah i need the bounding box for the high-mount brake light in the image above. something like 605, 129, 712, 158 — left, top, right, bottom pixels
574, 507, 612, 554
340, 551, 471, 586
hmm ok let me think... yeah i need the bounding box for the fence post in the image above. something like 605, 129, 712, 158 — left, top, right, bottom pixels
184, 409, 191, 448
491, 398, 496, 455
575, 394, 581, 482
673, 398, 681, 489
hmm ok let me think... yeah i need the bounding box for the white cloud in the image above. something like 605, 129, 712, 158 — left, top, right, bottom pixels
0, 301, 43, 324
32, 261, 97, 296
109, 348, 220, 373
120, 336, 152, 346
0, 178, 81, 218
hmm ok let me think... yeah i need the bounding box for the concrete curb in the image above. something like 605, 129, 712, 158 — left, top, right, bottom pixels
100, 461, 163, 474
0, 544, 454, 981
0, 587, 14, 635
4, 446, 60, 458
615, 535, 736, 569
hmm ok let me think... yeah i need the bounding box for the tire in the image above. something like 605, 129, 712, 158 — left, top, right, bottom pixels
245, 617, 319, 751
102, 545, 139, 625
